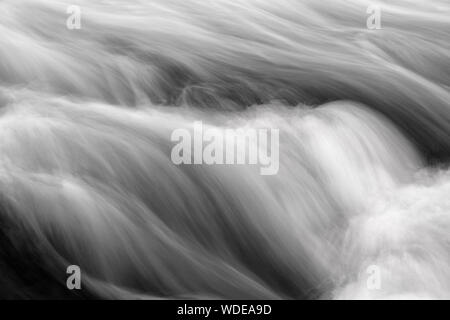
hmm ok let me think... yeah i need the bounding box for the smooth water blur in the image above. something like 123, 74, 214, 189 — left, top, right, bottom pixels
0, 0, 449, 299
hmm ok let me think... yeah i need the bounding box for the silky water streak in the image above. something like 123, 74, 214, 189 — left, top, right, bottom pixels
0, 0, 449, 299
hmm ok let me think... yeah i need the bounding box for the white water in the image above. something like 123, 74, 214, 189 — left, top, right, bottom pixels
0, 0, 449, 299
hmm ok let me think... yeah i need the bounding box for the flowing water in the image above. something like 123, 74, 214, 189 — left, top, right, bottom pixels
0, 0, 450, 299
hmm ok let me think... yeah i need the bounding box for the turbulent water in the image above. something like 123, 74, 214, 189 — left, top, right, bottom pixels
0, 0, 450, 299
